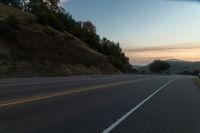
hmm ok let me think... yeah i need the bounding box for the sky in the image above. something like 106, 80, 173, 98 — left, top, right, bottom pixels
62, 0, 200, 65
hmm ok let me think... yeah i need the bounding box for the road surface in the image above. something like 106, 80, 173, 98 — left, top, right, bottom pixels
0, 74, 200, 133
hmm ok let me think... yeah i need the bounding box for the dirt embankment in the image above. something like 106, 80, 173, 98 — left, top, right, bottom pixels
0, 3, 120, 78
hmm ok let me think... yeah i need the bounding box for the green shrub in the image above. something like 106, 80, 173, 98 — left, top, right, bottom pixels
7, 14, 19, 29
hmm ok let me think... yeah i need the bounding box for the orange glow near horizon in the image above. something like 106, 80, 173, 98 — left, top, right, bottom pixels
125, 46, 200, 65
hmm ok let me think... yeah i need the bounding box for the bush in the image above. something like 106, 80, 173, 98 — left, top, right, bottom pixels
46, 13, 64, 31
64, 33, 74, 41
7, 14, 19, 29
149, 60, 171, 73
43, 28, 55, 36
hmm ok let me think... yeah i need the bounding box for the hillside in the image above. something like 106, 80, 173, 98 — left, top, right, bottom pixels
0, 3, 120, 78
166, 60, 200, 74
138, 59, 200, 74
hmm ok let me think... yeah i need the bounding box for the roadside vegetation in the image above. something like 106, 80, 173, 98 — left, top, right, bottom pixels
179, 70, 200, 75
0, 0, 133, 72
149, 60, 171, 73
0, 2, 121, 78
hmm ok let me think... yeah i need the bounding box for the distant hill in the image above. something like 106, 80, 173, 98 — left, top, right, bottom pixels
166, 59, 200, 74
138, 59, 200, 74
0, 3, 119, 78
133, 65, 144, 70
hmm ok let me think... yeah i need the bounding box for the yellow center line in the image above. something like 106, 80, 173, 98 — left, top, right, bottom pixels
0, 77, 162, 108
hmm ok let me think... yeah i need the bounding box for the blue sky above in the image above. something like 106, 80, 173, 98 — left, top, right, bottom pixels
62, 0, 200, 65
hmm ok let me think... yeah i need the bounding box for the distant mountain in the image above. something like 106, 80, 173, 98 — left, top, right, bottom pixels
138, 59, 200, 74
166, 60, 200, 74
133, 65, 144, 70
165, 59, 186, 62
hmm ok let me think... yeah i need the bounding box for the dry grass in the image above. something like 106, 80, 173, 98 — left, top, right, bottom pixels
0, 3, 35, 22
0, 2, 120, 78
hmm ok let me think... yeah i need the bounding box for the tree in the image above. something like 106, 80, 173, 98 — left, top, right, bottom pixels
26, 0, 59, 11
1, 0, 21, 7
57, 7, 76, 32
73, 21, 100, 50
149, 60, 171, 73
98, 38, 132, 72
82, 21, 96, 33
48, 0, 60, 11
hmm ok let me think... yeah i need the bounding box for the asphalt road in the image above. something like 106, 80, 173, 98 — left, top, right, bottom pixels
0, 74, 199, 133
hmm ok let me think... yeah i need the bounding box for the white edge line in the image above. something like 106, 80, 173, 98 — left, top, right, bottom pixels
102, 78, 177, 133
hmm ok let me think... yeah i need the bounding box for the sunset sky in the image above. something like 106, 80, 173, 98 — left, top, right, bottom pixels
63, 0, 200, 65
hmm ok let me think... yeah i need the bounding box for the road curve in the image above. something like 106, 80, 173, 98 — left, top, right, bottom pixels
0, 75, 199, 133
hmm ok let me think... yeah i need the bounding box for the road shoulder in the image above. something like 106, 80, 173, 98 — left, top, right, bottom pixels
193, 78, 200, 88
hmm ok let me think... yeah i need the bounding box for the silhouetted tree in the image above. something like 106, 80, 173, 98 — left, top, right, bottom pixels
149, 60, 171, 73
73, 21, 100, 50
82, 21, 96, 33
98, 38, 132, 72
57, 7, 76, 32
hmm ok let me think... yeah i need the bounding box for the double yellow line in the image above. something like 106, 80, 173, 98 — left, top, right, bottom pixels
0, 77, 161, 108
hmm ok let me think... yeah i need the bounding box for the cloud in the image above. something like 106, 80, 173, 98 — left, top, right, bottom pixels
124, 44, 200, 65
124, 45, 200, 52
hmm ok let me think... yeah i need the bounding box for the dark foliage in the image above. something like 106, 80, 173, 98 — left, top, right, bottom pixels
179, 70, 200, 76
43, 28, 55, 36
99, 38, 132, 72
2, 0, 133, 72
0, 0, 21, 7
7, 14, 19, 29
149, 60, 171, 73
